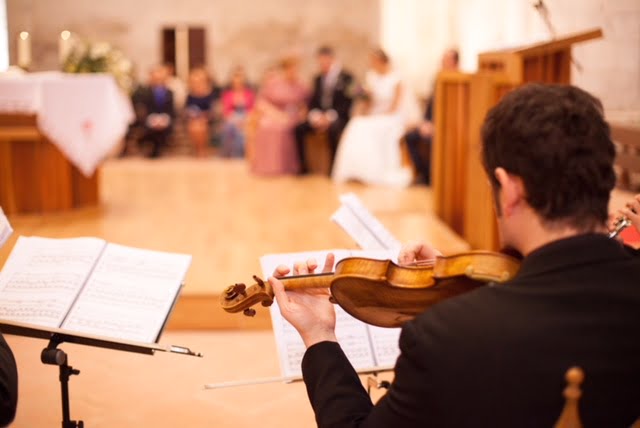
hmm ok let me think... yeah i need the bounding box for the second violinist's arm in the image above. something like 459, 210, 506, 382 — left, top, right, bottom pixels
397, 241, 442, 266
619, 194, 640, 233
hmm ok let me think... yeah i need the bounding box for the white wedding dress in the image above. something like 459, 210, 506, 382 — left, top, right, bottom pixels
332, 70, 414, 187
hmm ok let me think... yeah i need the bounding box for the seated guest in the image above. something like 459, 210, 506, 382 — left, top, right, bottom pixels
220, 66, 255, 158
185, 67, 221, 157
294, 46, 355, 174
251, 56, 309, 175
0, 331, 18, 426
332, 48, 414, 187
131, 65, 175, 158
405, 48, 459, 185
270, 84, 640, 427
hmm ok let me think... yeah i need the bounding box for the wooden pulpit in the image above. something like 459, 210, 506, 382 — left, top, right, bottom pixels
0, 114, 100, 215
432, 28, 603, 250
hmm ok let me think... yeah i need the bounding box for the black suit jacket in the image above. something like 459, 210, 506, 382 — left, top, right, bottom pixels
0, 332, 17, 426
302, 234, 640, 427
307, 70, 355, 123
131, 85, 176, 127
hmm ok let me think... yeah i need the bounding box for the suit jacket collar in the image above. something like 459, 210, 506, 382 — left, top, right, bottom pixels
516, 233, 631, 281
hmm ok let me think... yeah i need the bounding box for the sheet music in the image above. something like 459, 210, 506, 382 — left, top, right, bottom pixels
0, 208, 12, 249
331, 193, 402, 252
0, 236, 106, 328
61, 243, 191, 343
261, 249, 400, 378
368, 325, 402, 367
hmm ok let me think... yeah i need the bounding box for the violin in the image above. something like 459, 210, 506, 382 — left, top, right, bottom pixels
220, 251, 521, 328
609, 217, 632, 239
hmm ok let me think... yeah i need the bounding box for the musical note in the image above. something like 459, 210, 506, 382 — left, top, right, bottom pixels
61, 243, 191, 343
0, 236, 106, 328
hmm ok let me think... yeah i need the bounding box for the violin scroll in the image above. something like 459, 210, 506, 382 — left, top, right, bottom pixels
221, 275, 275, 317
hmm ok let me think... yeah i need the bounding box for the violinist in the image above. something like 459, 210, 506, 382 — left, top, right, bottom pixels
269, 84, 640, 427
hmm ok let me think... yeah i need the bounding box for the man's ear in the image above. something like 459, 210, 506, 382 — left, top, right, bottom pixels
494, 168, 525, 217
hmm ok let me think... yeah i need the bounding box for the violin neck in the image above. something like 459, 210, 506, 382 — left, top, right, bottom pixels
280, 272, 333, 290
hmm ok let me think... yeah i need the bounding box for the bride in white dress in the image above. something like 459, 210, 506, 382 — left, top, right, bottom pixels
332, 49, 415, 187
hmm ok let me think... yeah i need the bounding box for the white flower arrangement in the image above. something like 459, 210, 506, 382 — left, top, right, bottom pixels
62, 39, 134, 92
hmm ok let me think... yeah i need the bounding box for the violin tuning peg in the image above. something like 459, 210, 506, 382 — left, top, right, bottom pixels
243, 308, 256, 317
253, 275, 266, 288
224, 283, 247, 301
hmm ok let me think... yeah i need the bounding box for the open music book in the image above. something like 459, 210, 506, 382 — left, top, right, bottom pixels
260, 249, 402, 379
0, 236, 192, 345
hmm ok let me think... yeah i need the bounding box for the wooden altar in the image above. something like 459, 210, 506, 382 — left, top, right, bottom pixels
0, 114, 99, 215
432, 28, 603, 250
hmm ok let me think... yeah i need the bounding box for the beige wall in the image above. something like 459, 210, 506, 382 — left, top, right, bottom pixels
382, 0, 640, 115
7, 0, 638, 115
6, 0, 380, 85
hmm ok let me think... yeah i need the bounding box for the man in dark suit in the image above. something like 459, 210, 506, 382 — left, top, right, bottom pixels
295, 46, 354, 174
270, 84, 640, 427
0, 332, 18, 426
405, 48, 459, 185
131, 65, 175, 158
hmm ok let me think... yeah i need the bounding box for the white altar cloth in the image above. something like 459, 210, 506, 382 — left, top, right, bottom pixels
0, 72, 134, 176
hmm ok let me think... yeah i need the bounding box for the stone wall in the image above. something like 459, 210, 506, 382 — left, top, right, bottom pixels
7, 0, 380, 84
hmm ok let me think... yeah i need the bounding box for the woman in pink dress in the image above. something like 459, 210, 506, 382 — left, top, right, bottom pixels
251, 56, 309, 175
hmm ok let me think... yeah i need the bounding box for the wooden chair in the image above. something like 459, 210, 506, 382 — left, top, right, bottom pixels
554, 367, 640, 428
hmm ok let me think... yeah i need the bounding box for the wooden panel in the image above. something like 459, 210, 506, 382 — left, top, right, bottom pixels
0, 141, 16, 214
522, 49, 572, 84
36, 140, 73, 211
463, 74, 500, 250
166, 294, 272, 330
432, 72, 472, 236
305, 132, 332, 176
9, 140, 44, 213
480, 28, 602, 57
71, 166, 100, 207
0, 114, 99, 214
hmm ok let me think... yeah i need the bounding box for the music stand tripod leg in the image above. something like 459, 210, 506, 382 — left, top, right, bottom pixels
41, 335, 84, 428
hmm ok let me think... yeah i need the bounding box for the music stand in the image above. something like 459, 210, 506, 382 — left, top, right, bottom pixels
2, 319, 202, 428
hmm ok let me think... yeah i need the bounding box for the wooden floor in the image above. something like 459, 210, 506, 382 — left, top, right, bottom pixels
0, 157, 469, 329
2, 157, 452, 428
3, 157, 636, 427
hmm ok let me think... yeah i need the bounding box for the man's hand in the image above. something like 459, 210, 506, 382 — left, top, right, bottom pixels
269, 254, 337, 348
398, 241, 442, 266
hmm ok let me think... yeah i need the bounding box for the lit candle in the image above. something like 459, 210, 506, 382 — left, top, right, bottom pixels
59, 30, 72, 64
17, 31, 31, 69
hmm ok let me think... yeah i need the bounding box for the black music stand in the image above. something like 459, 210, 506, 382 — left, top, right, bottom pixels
2, 320, 202, 428
41, 334, 84, 428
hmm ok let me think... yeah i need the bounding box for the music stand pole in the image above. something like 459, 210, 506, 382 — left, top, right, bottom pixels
41, 335, 84, 428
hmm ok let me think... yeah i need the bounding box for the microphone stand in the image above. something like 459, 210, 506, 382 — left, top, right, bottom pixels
532, 0, 583, 72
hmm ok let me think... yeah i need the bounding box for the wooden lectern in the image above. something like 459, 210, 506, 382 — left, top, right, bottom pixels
432, 28, 603, 250
0, 114, 99, 215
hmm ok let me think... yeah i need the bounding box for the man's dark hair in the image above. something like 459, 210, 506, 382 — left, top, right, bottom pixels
317, 45, 335, 57
481, 83, 616, 230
